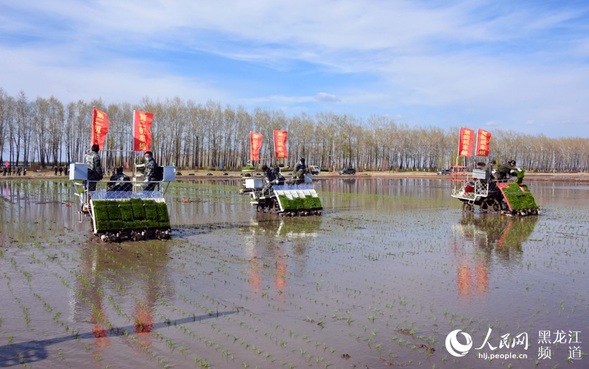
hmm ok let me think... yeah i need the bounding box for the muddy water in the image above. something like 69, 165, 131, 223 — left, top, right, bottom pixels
0, 178, 587, 369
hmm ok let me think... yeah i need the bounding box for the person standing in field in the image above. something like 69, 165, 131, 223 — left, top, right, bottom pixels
143, 151, 159, 191
84, 144, 104, 191
496, 159, 519, 181
293, 158, 307, 184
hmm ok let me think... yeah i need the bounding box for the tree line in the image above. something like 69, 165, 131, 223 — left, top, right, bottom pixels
1, 89, 587, 172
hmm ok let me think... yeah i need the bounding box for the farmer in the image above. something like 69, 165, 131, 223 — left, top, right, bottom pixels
143, 151, 159, 191
107, 167, 132, 192
84, 144, 104, 191
292, 158, 307, 184
496, 159, 519, 181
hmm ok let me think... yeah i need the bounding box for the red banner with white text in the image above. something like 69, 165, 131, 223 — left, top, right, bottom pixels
250, 132, 263, 162
91, 107, 109, 149
458, 127, 475, 157
475, 129, 492, 157
273, 130, 288, 159
133, 110, 154, 151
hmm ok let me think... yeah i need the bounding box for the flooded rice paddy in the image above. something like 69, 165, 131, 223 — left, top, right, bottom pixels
0, 177, 587, 369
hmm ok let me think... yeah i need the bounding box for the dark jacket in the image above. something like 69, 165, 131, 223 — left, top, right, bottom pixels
496, 163, 515, 180
144, 158, 158, 181
264, 167, 276, 182
107, 172, 132, 191
84, 151, 103, 180
293, 162, 306, 177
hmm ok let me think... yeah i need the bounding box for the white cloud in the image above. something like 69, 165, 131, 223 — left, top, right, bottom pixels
0, 45, 226, 104
1, 0, 589, 136
315, 93, 340, 103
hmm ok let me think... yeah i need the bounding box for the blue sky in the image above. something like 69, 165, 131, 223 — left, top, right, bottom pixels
1, 0, 589, 137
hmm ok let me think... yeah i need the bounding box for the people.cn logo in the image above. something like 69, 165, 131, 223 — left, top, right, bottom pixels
445, 329, 473, 357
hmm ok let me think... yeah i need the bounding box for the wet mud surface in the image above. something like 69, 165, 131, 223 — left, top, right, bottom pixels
1, 178, 588, 368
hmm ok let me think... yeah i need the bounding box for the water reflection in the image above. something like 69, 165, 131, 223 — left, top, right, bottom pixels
248, 216, 321, 239
0, 180, 83, 239
0, 237, 237, 368
74, 241, 172, 351
315, 177, 450, 212
451, 213, 539, 297
167, 180, 249, 225
315, 177, 449, 196
241, 217, 322, 301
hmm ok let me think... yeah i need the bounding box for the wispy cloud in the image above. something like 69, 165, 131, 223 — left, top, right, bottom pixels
1, 0, 589, 136
315, 93, 340, 103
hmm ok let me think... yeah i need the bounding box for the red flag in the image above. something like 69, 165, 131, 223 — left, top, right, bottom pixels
91, 107, 109, 148
458, 127, 475, 157
475, 129, 492, 157
273, 130, 288, 159
250, 132, 263, 162
133, 110, 153, 151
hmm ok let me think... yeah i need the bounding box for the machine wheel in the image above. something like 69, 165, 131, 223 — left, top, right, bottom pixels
273, 198, 280, 213
480, 198, 501, 213
462, 202, 475, 212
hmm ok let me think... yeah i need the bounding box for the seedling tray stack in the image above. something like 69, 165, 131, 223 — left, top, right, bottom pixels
91, 198, 171, 240
273, 185, 323, 216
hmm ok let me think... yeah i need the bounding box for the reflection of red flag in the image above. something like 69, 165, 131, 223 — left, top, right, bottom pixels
91, 107, 109, 148
458, 127, 474, 157
250, 132, 263, 162
457, 262, 471, 297
475, 129, 492, 157
273, 130, 288, 159
133, 110, 153, 151
134, 303, 154, 333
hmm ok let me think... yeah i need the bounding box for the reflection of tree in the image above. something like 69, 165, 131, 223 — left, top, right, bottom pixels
74, 241, 171, 352
452, 213, 539, 297
0, 181, 81, 238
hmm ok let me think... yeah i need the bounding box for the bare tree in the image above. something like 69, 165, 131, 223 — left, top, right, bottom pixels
1, 90, 588, 173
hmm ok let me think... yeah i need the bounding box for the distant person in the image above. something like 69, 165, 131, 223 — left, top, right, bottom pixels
17, 166, 21, 176
485, 159, 496, 172
262, 164, 276, 182
107, 167, 132, 192
54, 166, 58, 176
272, 164, 285, 185
496, 160, 519, 181
143, 151, 159, 191
261, 164, 275, 195
293, 158, 307, 184
58, 166, 63, 176
84, 144, 104, 191
485, 160, 497, 180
